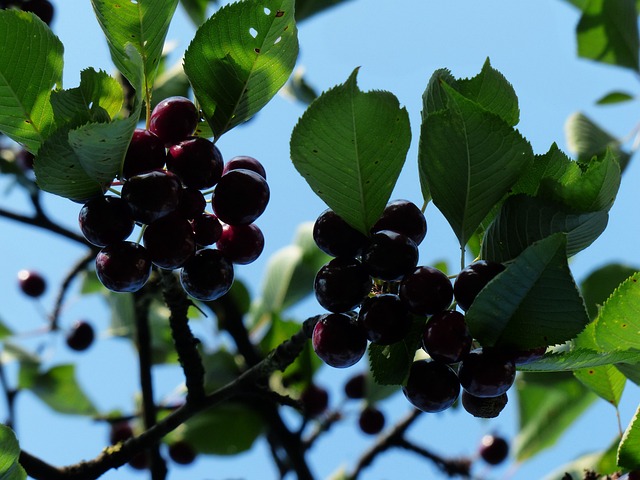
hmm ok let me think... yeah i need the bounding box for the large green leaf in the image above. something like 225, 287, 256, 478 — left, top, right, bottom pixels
0, 10, 63, 153
419, 82, 532, 246
0, 425, 26, 480
577, 0, 639, 71
467, 234, 590, 350
515, 348, 640, 373
91, 0, 179, 101
18, 364, 98, 416
482, 194, 608, 263
594, 272, 640, 351
514, 372, 597, 461
184, 0, 298, 139
581, 263, 639, 319
619, 404, 640, 470
291, 69, 411, 234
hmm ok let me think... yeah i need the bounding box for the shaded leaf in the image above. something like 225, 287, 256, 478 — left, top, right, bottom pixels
581, 263, 639, 319
596, 91, 634, 105
282, 67, 318, 105
467, 234, 590, 350
516, 348, 640, 372
0, 10, 63, 153
291, 69, 411, 234
0, 425, 26, 480
515, 372, 597, 461
295, 0, 352, 21
184, 0, 299, 139
180, 0, 213, 25
619, 404, 640, 470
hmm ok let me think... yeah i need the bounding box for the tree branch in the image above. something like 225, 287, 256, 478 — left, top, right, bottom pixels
0, 207, 90, 247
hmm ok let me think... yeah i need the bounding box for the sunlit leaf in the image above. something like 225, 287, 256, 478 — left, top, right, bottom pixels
619, 404, 640, 470
0, 425, 26, 480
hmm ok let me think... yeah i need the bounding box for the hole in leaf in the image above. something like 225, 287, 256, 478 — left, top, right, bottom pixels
130, 0, 138, 3
249, 27, 258, 38
274, 36, 282, 45
264, 7, 271, 15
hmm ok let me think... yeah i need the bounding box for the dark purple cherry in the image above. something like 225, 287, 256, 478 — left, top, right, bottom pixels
479, 434, 509, 465
314, 257, 372, 313
458, 350, 516, 398
65, 321, 95, 352
192, 213, 223, 246
357, 293, 411, 345
78, 195, 135, 247
212, 169, 270, 225
371, 199, 427, 245
399, 266, 453, 315
167, 137, 223, 190
402, 360, 460, 413
499, 346, 547, 365
149, 96, 199, 145
121, 129, 167, 180
300, 383, 329, 417
95, 242, 152, 293
344, 373, 366, 399
177, 187, 206, 220
109, 421, 134, 445
422, 310, 472, 364
168, 440, 197, 465
358, 406, 385, 435
121, 170, 182, 224
313, 208, 368, 258
143, 213, 196, 269
15, 149, 34, 172
361, 230, 419, 281
179, 248, 234, 301
128, 451, 150, 470
17, 269, 46, 297
454, 260, 506, 311
223, 155, 266, 179
461, 391, 508, 419
216, 223, 264, 265
312, 313, 368, 368
22, 0, 54, 25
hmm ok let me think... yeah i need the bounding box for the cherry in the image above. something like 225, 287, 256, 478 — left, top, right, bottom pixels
454, 260, 506, 311
168, 440, 197, 465
192, 213, 223, 246
358, 406, 385, 435
212, 169, 270, 225
312, 313, 368, 368
344, 373, 366, 399
22, 0, 54, 25
121, 170, 182, 224
17, 269, 46, 297
65, 321, 95, 352
422, 310, 472, 364
128, 451, 150, 470
167, 137, 224, 190
109, 421, 134, 445
95, 241, 152, 293
458, 350, 516, 398
300, 383, 329, 417
479, 434, 509, 465
143, 213, 196, 269
314, 257, 372, 313
357, 293, 411, 345
313, 208, 368, 258
371, 199, 427, 245
78, 195, 135, 247
223, 155, 267, 179
461, 391, 508, 418
500, 346, 547, 365
399, 266, 453, 315
177, 187, 206, 220
361, 230, 419, 281
215, 223, 264, 265
121, 129, 167, 180
402, 360, 460, 413
149, 96, 199, 145
15, 149, 34, 172
180, 248, 234, 301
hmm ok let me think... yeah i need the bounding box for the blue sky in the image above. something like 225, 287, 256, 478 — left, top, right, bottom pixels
1, 1, 640, 479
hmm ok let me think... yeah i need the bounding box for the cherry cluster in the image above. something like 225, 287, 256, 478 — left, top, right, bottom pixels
310, 203, 544, 419
0, 0, 54, 25
78, 96, 269, 301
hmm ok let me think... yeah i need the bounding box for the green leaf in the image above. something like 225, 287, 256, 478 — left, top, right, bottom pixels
282, 67, 318, 105
514, 372, 597, 461
595, 90, 635, 104
0, 10, 63, 153
19, 364, 98, 416
577, 0, 639, 71
419, 82, 532, 246
184, 0, 299, 139
202, 349, 241, 393
581, 263, 639, 319
294, 0, 352, 21
367, 315, 425, 386
180, 0, 212, 25
619, 404, 640, 470
594, 272, 640, 351
467, 234, 590, 350
90, 0, 179, 99
183, 404, 265, 455
0, 425, 26, 480
291, 69, 411, 234
482, 194, 609, 263
516, 348, 640, 372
